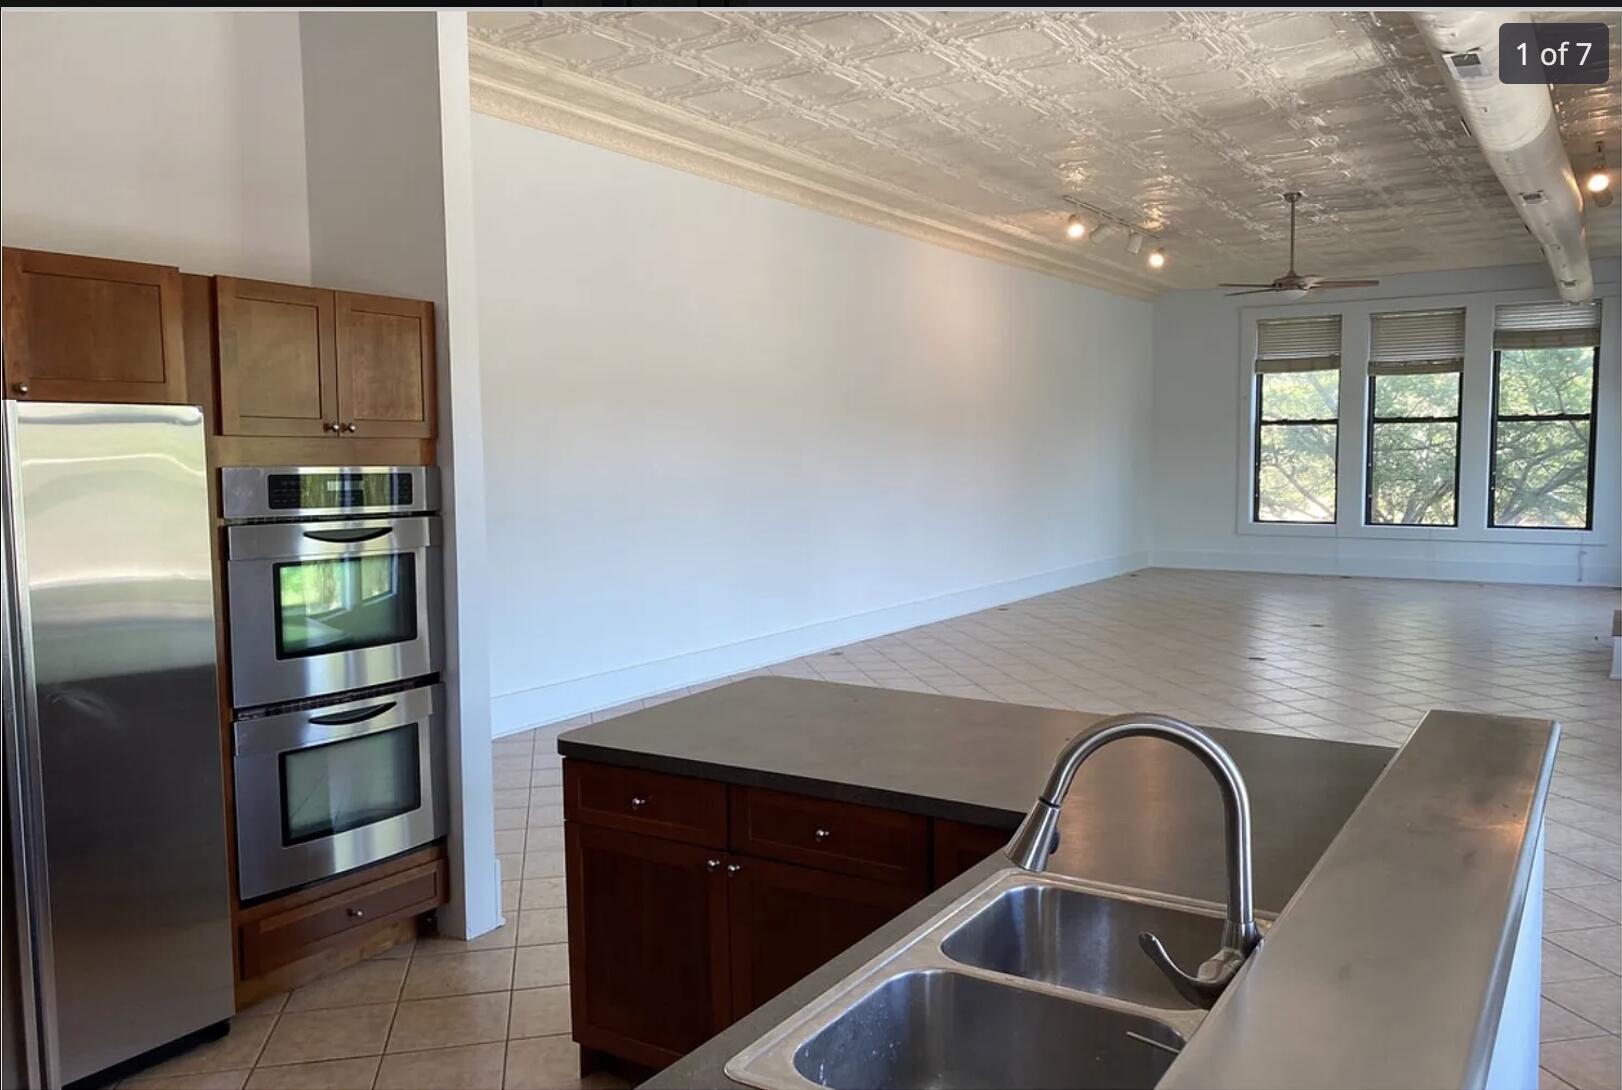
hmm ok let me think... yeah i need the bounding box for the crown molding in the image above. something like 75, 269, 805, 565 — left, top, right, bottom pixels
467, 40, 1159, 301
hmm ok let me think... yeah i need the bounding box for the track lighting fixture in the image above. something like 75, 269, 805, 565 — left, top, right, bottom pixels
1059, 196, 1167, 269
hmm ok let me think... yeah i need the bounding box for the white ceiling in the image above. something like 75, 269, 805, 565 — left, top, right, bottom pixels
468, 10, 1620, 297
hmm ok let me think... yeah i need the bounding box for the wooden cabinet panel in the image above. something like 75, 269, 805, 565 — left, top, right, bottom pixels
729, 785, 929, 886
335, 292, 435, 439
216, 277, 338, 438
932, 818, 1011, 888
566, 822, 729, 1069
564, 759, 727, 850
727, 854, 919, 1019
2, 247, 187, 403
238, 856, 444, 979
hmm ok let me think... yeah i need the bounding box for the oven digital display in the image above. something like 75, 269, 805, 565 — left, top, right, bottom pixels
267, 472, 414, 511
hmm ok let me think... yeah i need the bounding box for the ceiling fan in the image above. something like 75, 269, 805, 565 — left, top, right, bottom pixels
1221, 192, 1380, 297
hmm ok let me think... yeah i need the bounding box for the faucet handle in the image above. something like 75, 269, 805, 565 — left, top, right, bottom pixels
1138, 931, 1249, 1010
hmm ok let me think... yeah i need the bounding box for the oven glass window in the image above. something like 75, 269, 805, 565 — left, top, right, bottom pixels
274, 554, 418, 659
280, 724, 421, 846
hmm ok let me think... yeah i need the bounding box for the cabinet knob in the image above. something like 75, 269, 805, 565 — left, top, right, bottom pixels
324, 422, 340, 433
813, 827, 832, 843
629, 796, 647, 811
11, 383, 27, 396
705, 859, 721, 872
725, 863, 742, 876
347, 908, 365, 919
342, 422, 358, 434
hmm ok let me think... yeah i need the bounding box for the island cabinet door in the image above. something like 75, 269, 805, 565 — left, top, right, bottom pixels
726, 855, 920, 1019
564, 822, 730, 1069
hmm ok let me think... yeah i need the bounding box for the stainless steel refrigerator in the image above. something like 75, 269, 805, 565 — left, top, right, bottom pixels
2, 401, 234, 1087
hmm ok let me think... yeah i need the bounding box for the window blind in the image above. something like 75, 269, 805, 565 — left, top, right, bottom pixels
1494, 301, 1602, 350
1255, 315, 1342, 373
1368, 308, 1466, 375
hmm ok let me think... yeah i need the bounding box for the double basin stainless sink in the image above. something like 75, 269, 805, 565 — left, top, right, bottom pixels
726, 868, 1268, 1090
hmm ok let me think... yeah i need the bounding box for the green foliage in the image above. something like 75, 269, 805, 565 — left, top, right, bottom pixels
1492, 347, 1598, 528
1370, 422, 1458, 525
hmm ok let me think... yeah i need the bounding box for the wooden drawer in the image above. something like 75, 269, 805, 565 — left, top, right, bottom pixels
239, 858, 445, 979
563, 759, 727, 849
729, 786, 929, 887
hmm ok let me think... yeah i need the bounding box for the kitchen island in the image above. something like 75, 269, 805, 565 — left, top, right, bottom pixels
556, 677, 1554, 1090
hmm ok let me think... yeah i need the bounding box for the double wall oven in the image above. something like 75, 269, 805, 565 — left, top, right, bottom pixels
222, 467, 447, 901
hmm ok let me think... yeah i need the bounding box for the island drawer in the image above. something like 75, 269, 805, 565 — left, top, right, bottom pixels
564, 759, 728, 849
728, 785, 929, 886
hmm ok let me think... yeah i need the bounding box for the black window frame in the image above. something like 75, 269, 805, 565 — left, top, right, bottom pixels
1252, 370, 1340, 525
1487, 345, 1601, 531
1363, 370, 1463, 527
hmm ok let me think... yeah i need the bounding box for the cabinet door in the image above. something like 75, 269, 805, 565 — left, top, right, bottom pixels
565, 823, 729, 1069
932, 819, 1011, 888
727, 855, 920, 1019
335, 292, 435, 439
2, 247, 186, 404
216, 278, 338, 437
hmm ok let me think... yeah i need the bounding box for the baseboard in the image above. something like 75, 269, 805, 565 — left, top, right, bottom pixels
1147, 548, 1622, 588
491, 550, 1148, 736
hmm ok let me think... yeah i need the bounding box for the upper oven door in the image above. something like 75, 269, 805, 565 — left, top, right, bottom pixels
226, 516, 442, 710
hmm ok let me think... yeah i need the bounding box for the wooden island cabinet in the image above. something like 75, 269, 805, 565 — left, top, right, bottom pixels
562, 759, 1007, 1073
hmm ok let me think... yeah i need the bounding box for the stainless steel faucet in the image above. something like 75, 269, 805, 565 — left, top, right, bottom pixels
1005, 713, 1263, 1009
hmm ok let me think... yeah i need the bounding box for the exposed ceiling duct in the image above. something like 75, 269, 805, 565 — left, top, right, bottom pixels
1410, 10, 1594, 303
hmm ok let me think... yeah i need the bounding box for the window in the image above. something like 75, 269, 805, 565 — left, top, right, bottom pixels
1254, 315, 1341, 523
1365, 309, 1465, 526
1490, 301, 1602, 529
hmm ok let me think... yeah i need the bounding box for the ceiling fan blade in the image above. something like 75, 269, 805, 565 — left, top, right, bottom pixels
1225, 288, 1281, 296
1218, 283, 1278, 288
1311, 279, 1381, 289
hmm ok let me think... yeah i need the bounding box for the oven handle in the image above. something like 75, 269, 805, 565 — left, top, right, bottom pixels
306, 701, 397, 726
301, 527, 394, 544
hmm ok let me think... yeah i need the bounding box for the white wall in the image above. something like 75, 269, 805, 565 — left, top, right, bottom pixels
1150, 261, 1622, 586
472, 116, 1155, 734
0, 11, 310, 281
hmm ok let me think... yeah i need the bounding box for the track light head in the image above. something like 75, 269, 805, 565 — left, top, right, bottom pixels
1148, 248, 1167, 269
1066, 213, 1088, 239
1126, 231, 1145, 255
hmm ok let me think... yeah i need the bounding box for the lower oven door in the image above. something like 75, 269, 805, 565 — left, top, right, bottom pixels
233, 683, 447, 902
226, 516, 442, 710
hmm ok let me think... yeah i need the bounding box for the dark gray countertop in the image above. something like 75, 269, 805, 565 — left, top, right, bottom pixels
558, 678, 1396, 1089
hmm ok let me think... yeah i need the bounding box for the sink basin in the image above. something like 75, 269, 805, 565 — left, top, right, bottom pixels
939, 883, 1225, 1010
725, 869, 1221, 1090
791, 970, 1183, 1090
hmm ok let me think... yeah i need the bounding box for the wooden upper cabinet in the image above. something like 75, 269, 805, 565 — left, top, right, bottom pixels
216, 277, 339, 438
335, 292, 436, 439
2, 247, 188, 404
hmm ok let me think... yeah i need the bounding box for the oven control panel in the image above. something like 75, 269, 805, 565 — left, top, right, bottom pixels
222, 466, 439, 521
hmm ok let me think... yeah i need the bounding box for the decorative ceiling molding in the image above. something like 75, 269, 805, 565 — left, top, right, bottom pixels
468, 40, 1160, 299
467, 11, 1619, 295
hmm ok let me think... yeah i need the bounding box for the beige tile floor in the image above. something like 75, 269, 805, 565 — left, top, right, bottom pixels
119, 569, 1619, 1090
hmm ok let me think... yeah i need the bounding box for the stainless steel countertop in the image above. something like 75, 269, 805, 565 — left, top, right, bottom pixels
603, 685, 1557, 1090
1159, 709, 1559, 1090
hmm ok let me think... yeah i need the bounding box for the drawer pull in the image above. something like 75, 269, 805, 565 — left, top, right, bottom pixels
706, 859, 722, 872
813, 827, 832, 843
347, 908, 365, 919
629, 796, 648, 811
725, 863, 742, 876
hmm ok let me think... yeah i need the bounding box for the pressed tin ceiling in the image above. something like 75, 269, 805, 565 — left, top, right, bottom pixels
467, 10, 1621, 298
